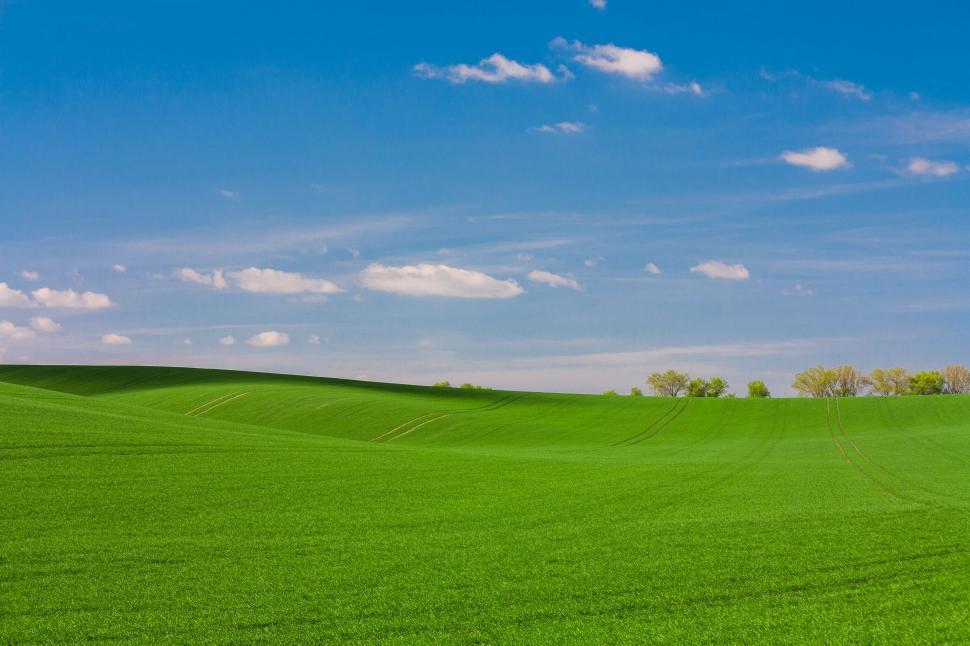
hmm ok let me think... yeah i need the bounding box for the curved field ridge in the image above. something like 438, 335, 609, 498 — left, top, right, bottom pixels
1, 365, 969, 643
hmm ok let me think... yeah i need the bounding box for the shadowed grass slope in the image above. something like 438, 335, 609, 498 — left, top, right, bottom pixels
1, 365, 968, 643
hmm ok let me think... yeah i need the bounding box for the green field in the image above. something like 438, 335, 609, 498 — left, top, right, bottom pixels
1, 365, 968, 643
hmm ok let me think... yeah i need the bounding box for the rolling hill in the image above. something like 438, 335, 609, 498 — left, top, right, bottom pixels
1, 365, 968, 643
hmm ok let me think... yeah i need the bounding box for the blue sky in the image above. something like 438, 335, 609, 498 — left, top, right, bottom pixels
2, 1, 970, 394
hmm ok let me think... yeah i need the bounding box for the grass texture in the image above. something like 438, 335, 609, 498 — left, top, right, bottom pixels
1, 365, 968, 643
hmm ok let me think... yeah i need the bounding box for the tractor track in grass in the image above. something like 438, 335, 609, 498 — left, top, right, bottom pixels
184, 392, 240, 416
835, 399, 967, 508
186, 392, 249, 417
824, 399, 944, 508
624, 398, 691, 446
612, 399, 682, 446
371, 395, 521, 443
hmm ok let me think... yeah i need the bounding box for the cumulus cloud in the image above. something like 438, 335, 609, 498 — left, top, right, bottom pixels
528, 270, 582, 290
218, 189, 239, 200
32, 287, 113, 309
780, 147, 850, 171
907, 157, 960, 177
102, 333, 132, 345
246, 330, 290, 347
20, 271, 39, 282
360, 263, 524, 299
690, 260, 750, 280
112, 264, 127, 273
308, 334, 321, 346
644, 262, 662, 275
0, 320, 36, 340
589, 0, 607, 8
229, 267, 343, 295
531, 121, 586, 134
0, 282, 33, 307
29, 316, 61, 332
552, 37, 662, 81
175, 268, 227, 289
219, 335, 237, 346
413, 53, 557, 84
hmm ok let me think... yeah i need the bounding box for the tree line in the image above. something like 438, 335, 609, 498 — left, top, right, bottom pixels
791, 365, 970, 397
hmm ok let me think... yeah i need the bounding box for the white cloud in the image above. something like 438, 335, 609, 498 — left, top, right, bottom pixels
308, 334, 321, 346
528, 270, 582, 290
907, 157, 960, 177
102, 333, 132, 345
229, 267, 343, 295
531, 121, 587, 134
175, 268, 227, 289
584, 258, 601, 268
589, 0, 607, 8
219, 335, 237, 346
182, 338, 192, 346
20, 271, 39, 282
552, 38, 662, 81
819, 79, 871, 101
360, 263, 524, 299
218, 189, 239, 200
663, 81, 704, 96
112, 264, 127, 273
0, 282, 33, 307
246, 330, 290, 347
413, 53, 556, 84
644, 262, 662, 275
0, 320, 36, 340
690, 260, 751, 280
29, 316, 61, 332
32, 287, 113, 309
780, 147, 850, 171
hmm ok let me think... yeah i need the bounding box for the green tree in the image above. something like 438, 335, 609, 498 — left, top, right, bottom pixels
646, 370, 690, 397
747, 380, 770, 398
868, 367, 908, 396
909, 371, 945, 395
432, 381, 451, 388
629, 386, 644, 397
707, 377, 729, 398
942, 364, 970, 394
602, 389, 619, 396
687, 378, 709, 398
792, 366, 835, 398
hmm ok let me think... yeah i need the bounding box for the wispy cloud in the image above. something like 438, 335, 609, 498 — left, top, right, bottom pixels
530, 121, 587, 134
907, 156, 960, 177
528, 270, 581, 290
413, 54, 558, 84
230, 267, 343, 295
360, 263, 524, 299
175, 268, 227, 289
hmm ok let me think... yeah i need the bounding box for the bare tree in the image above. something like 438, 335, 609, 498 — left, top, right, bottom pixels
868, 367, 909, 396
942, 364, 970, 394
646, 370, 690, 397
830, 365, 867, 397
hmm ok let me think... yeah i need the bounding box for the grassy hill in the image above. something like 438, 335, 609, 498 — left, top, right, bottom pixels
1, 365, 968, 643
